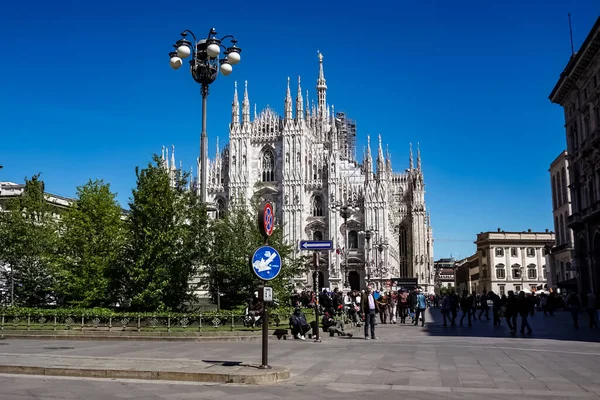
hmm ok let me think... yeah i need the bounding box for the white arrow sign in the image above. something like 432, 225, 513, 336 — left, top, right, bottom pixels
299, 240, 333, 251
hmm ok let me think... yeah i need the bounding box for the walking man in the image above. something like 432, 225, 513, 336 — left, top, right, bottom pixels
413, 288, 427, 327
361, 285, 380, 340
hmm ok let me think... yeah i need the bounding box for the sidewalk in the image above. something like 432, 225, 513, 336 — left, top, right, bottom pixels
0, 351, 289, 384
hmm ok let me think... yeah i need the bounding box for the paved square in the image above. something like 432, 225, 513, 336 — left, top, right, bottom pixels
1, 309, 600, 399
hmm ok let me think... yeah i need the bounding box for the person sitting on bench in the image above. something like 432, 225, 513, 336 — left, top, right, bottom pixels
289, 306, 310, 340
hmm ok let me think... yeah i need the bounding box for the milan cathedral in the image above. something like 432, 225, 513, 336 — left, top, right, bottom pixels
163, 54, 434, 292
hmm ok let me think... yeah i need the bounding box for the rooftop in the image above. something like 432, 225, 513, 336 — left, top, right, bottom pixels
549, 16, 600, 104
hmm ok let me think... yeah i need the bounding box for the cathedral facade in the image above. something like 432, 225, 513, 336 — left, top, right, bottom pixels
167, 55, 434, 292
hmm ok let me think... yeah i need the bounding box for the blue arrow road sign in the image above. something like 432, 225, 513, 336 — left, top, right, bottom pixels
251, 245, 282, 281
298, 240, 334, 251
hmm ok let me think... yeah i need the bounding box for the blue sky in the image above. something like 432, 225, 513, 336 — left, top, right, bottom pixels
1, 0, 599, 259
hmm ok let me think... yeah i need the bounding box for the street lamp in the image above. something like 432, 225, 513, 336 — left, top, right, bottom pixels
332, 201, 360, 288
363, 229, 374, 287
169, 28, 241, 204
374, 238, 389, 289
519, 265, 524, 291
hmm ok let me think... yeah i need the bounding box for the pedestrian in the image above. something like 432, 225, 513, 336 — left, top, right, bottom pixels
414, 289, 427, 327
518, 291, 533, 336
459, 290, 472, 327
478, 290, 490, 321
441, 294, 452, 327
566, 291, 582, 329
388, 291, 398, 324
505, 290, 518, 335
360, 285, 380, 340
587, 292, 598, 328
398, 289, 409, 323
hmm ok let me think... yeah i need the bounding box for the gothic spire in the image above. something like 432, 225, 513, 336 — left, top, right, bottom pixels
284, 77, 292, 121
170, 145, 176, 171
409, 143, 413, 170
316, 51, 327, 120
242, 80, 250, 125
386, 144, 392, 172
231, 81, 239, 126
215, 136, 220, 158
296, 76, 303, 121
376, 134, 385, 177
364, 135, 373, 178
417, 142, 421, 170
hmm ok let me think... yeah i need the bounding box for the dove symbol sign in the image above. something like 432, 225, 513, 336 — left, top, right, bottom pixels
251, 246, 282, 281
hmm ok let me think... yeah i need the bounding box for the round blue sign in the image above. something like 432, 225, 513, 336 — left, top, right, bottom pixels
251, 245, 282, 281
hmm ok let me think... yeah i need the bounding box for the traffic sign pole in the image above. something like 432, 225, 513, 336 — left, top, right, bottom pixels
313, 251, 321, 343
254, 201, 278, 369
260, 294, 270, 369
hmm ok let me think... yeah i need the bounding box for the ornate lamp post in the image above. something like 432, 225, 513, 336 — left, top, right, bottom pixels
332, 201, 360, 288
364, 229, 374, 287
168, 28, 241, 204
374, 238, 389, 289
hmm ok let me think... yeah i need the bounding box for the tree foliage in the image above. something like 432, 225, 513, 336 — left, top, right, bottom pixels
120, 155, 209, 311
52, 179, 126, 307
207, 203, 304, 309
0, 175, 58, 306
0, 156, 309, 312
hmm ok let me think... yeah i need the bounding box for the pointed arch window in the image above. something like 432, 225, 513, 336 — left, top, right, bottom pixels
312, 195, 323, 217
216, 198, 226, 219
348, 230, 359, 249
261, 150, 275, 182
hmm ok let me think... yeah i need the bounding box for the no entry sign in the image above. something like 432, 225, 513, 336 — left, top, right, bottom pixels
258, 201, 274, 238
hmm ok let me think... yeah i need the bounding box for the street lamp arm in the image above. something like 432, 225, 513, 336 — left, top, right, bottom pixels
180, 30, 198, 43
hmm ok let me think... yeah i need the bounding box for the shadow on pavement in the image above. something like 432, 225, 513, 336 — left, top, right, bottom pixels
419, 307, 600, 343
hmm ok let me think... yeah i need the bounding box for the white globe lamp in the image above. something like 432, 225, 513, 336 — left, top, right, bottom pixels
176, 45, 191, 58
207, 43, 221, 58
226, 51, 240, 65
170, 56, 183, 70
220, 62, 233, 76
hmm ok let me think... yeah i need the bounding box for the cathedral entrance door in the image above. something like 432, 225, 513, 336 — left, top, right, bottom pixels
348, 271, 360, 291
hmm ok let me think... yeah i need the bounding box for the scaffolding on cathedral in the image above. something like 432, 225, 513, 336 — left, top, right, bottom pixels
335, 112, 357, 162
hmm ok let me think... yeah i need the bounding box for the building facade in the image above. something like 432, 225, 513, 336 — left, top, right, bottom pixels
455, 230, 554, 296
549, 16, 600, 295
433, 257, 455, 293
548, 151, 576, 291
166, 55, 435, 291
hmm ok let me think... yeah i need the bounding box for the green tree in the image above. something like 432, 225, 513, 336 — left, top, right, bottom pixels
53, 179, 126, 307
0, 175, 58, 307
207, 204, 303, 310
121, 155, 208, 311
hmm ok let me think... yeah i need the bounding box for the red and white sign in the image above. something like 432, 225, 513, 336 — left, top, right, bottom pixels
262, 202, 274, 237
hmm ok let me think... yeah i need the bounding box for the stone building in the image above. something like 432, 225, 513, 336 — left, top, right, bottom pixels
166, 54, 435, 291
454, 230, 554, 296
547, 151, 577, 291
549, 16, 600, 294
433, 257, 456, 293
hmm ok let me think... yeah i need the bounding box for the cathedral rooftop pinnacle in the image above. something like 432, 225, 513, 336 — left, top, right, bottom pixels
409, 143, 414, 170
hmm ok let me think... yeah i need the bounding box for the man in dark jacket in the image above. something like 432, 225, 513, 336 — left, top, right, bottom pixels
360, 286, 380, 340
459, 291, 473, 327
289, 307, 310, 340
505, 290, 518, 335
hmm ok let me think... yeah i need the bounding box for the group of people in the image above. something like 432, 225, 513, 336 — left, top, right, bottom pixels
289, 285, 431, 340
437, 289, 599, 335
289, 285, 600, 340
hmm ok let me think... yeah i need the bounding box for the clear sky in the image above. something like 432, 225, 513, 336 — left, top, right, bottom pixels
1, 0, 599, 260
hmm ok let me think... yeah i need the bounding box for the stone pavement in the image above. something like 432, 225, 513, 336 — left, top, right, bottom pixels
1, 308, 600, 399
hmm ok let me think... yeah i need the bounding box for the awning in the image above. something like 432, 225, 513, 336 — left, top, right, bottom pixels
557, 278, 578, 289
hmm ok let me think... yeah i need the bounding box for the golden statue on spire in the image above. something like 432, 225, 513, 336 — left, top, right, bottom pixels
317, 50, 323, 63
